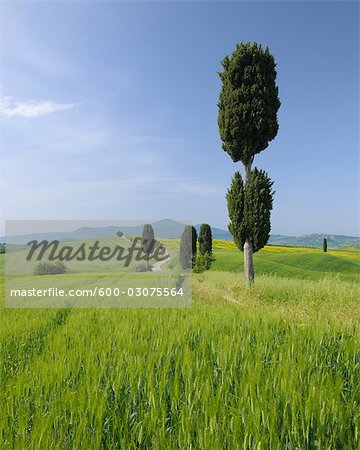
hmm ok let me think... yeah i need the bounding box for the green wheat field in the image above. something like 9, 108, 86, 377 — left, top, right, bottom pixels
0, 242, 359, 449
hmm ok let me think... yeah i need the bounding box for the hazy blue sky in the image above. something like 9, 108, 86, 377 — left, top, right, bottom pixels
0, 1, 359, 236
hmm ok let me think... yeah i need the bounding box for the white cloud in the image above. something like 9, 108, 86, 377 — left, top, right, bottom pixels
0, 96, 74, 118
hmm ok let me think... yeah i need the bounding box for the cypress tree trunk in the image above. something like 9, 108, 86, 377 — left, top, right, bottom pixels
244, 162, 254, 286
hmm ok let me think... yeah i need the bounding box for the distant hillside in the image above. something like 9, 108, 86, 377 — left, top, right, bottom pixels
195, 226, 360, 248
194, 224, 231, 241
268, 234, 360, 248
2, 220, 359, 248
2, 219, 188, 244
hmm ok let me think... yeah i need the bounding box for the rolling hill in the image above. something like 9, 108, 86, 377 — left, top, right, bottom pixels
211, 241, 360, 282
2, 219, 359, 248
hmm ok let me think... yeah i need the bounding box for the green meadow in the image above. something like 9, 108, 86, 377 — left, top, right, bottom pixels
0, 243, 359, 449
211, 240, 360, 282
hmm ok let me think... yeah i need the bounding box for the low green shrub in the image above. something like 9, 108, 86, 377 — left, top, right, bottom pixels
193, 253, 215, 273
34, 261, 66, 275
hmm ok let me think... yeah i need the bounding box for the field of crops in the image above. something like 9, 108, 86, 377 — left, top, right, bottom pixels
0, 246, 359, 449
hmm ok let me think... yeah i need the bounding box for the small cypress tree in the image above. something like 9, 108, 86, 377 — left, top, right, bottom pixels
244, 168, 274, 252
179, 225, 194, 270
227, 169, 274, 253
141, 224, 155, 270
323, 238, 328, 253
199, 224, 212, 256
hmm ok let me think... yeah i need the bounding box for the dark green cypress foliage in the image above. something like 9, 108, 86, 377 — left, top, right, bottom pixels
226, 171, 246, 251
199, 224, 212, 256
244, 168, 274, 252
179, 225, 194, 270
218, 42, 281, 164
227, 169, 274, 253
323, 238, 328, 253
191, 226, 197, 259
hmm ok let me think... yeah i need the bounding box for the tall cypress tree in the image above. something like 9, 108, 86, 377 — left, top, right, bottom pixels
141, 224, 155, 270
179, 225, 195, 270
191, 226, 197, 262
218, 42, 280, 285
198, 224, 212, 256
